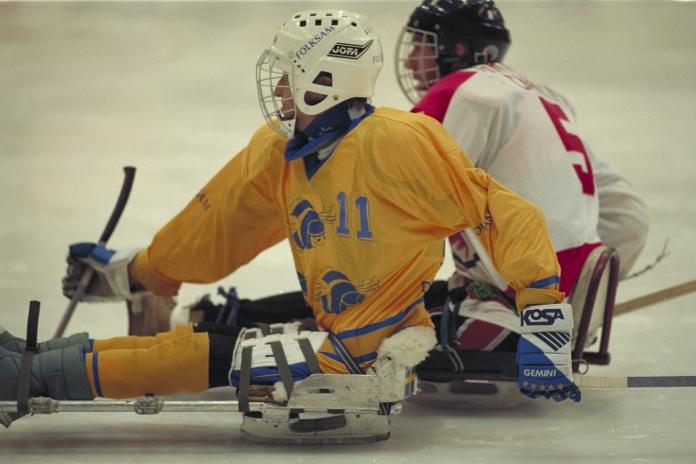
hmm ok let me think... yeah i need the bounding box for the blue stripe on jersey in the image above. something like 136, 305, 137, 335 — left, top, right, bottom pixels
228, 362, 311, 387
328, 335, 363, 374
353, 351, 378, 364
92, 352, 103, 397
529, 275, 560, 288
319, 351, 344, 365
335, 296, 424, 340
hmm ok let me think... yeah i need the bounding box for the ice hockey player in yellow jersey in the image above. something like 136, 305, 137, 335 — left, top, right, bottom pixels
1, 9, 572, 404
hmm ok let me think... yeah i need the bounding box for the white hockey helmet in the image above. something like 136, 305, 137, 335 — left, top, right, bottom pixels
257, 10, 384, 137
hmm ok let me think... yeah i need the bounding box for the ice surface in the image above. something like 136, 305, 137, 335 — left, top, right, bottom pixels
1, 1, 695, 463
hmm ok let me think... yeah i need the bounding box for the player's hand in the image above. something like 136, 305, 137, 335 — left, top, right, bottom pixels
516, 303, 581, 402
62, 242, 141, 302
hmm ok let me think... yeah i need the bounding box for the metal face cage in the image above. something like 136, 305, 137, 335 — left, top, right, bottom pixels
256, 50, 296, 137
395, 27, 440, 105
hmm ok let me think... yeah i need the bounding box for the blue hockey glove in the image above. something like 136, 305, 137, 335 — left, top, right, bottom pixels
517, 303, 581, 402
62, 242, 142, 302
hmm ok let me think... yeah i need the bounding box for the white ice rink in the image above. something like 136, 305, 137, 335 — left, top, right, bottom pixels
1, 1, 695, 462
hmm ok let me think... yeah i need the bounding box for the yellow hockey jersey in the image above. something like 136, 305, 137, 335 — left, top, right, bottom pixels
130, 107, 563, 374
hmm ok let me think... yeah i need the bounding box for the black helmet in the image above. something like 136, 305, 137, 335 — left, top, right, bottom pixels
410, 0, 510, 73
395, 0, 511, 103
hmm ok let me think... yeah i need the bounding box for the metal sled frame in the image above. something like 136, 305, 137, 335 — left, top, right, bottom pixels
240, 374, 396, 445
569, 246, 620, 370
414, 247, 620, 403
4, 301, 406, 444
1, 374, 398, 444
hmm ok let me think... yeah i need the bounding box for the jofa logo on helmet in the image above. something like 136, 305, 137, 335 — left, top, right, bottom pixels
521, 307, 565, 326
327, 40, 373, 60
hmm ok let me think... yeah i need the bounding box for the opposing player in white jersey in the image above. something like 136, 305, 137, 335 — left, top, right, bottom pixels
395, 0, 648, 387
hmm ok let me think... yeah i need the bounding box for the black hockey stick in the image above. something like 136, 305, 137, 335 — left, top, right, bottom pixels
576, 375, 696, 389
53, 166, 136, 338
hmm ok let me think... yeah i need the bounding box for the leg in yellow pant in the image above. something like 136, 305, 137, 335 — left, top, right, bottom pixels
86, 332, 210, 399
2, 325, 235, 401
91, 323, 194, 352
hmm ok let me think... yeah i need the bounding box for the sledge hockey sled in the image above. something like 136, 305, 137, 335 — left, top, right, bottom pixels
2, 302, 409, 444
413, 245, 620, 407
1, 373, 403, 444
239, 374, 402, 444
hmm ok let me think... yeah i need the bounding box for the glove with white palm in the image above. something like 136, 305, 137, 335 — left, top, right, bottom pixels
62, 242, 143, 303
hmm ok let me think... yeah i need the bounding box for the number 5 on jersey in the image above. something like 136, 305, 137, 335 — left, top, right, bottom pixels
540, 96, 595, 196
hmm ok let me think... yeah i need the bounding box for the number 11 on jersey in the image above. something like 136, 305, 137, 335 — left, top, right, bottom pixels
337, 192, 374, 240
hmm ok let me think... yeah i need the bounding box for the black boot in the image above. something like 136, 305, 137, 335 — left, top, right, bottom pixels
0, 325, 90, 353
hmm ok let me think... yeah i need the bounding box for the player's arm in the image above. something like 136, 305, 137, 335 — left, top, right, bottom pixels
456, 171, 562, 307
63, 126, 287, 302
439, 146, 582, 401
129, 126, 287, 296
591, 148, 649, 278
385, 118, 579, 401
414, 147, 563, 307
372, 116, 560, 307
544, 84, 649, 277
438, 149, 582, 401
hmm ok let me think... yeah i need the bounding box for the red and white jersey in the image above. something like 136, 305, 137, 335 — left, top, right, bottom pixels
414, 63, 647, 294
